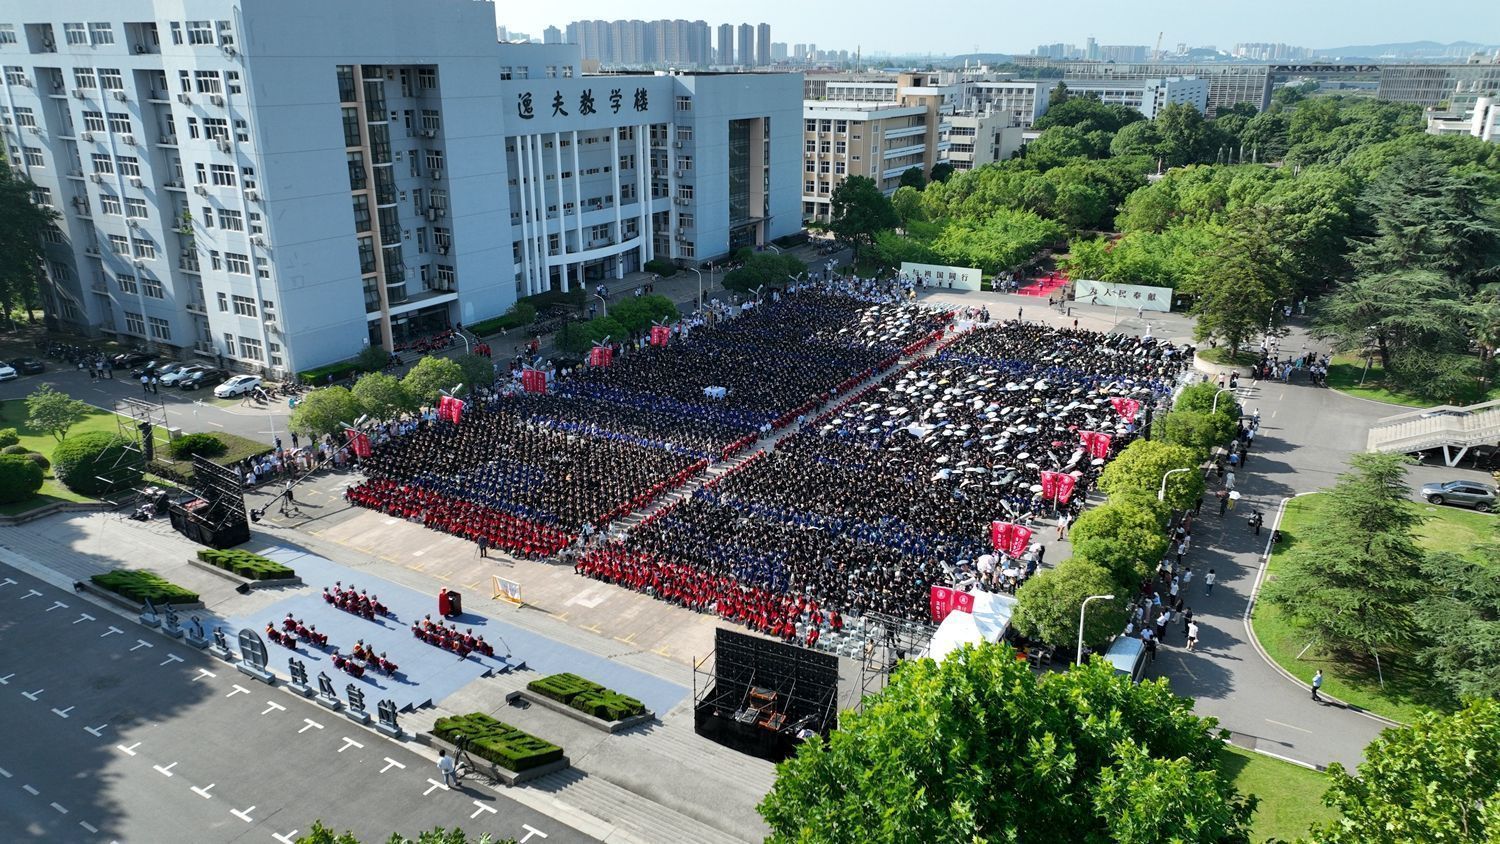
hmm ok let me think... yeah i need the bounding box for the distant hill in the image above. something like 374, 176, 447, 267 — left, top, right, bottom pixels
1313, 40, 1495, 58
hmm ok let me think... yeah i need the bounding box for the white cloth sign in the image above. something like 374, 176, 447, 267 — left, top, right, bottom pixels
1072, 279, 1173, 312
900, 262, 983, 291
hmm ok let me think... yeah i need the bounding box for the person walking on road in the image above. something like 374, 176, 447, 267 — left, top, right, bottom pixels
1249, 510, 1264, 536
1204, 569, 1216, 595
1311, 670, 1324, 701
437, 749, 458, 787
1186, 620, 1200, 651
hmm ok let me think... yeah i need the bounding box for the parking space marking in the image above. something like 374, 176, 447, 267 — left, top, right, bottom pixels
74, 613, 96, 624
272, 831, 300, 844
520, 825, 549, 842
46, 601, 69, 612
152, 762, 177, 777
230, 805, 256, 823
469, 801, 497, 820
21, 589, 42, 600
194, 669, 216, 682
0, 673, 13, 684
116, 742, 141, 756
22, 688, 44, 701
80, 821, 98, 833
50, 801, 68, 814
85, 723, 108, 737
130, 639, 155, 652
191, 783, 215, 799
423, 778, 449, 796
101, 626, 124, 638
51, 706, 74, 718
338, 737, 364, 753
262, 701, 287, 715
380, 757, 407, 773
0, 578, 14, 588
227, 684, 251, 698
299, 718, 324, 734
160, 654, 185, 667
22, 784, 39, 795
0, 766, 10, 778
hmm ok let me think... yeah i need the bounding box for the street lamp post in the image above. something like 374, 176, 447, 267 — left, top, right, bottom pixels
1158, 467, 1192, 503
1211, 387, 1234, 415
690, 268, 704, 310
1077, 593, 1116, 665
593, 293, 608, 318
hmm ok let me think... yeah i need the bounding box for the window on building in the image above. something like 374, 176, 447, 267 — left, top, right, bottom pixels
216, 291, 228, 311
0, 25, 16, 45
836, 120, 848, 133
230, 294, 257, 317
835, 141, 846, 154
835, 161, 847, 175
64, 23, 88, 46
677, 214, 694, 230
238, 336, 262, 361
5, 67, 26, 86
804, 119, 817, 132
676, 184, 693, 200
148, 316, 171, 340
13, 107, 35, 128
420, 110, 440, 132
248, 212, 263, 235
117, 156, 139, 177
74, 68, 97, 89
268, 342, 283, 368
544, 65, 557, 79
142, 278, 163, 298
204, 118, 228, 140
217, 209, 242, 230
169, 22, 183, 45
23, 147, 45, 167
425, 150, 444, 172
124, 311, 145, 335
133, 241, 156, 260
804, 140, 816, 153
88, 23, 114, 45
418, 68, 437, 90
234, 119, 249, 143
804, 180, 816, 194
108, 113, 131, 134
209, 250, 222, 270
116, 273, 138, 294
225, 254, 250, 275
226, 72, 241, 95
255, 257, 270, 280
209, 164, 235, 186
83, 112, 107, 132
676, 126, 693, 142
186, 21, 214, 46
675, 96, 692, 112
98, 68, 123, 90
498, 66, 512, 81
194, 70, 222, 94
125, 197, 148, 218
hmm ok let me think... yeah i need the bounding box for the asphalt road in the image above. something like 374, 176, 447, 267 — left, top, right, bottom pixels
0, 564, 588, 844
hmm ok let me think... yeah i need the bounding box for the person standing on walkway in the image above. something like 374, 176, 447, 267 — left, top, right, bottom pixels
1186, 621, 1200, 651
1311, 670, 1324, 701
1175, 540, 1188, 566
1204, 569, 1216, 595
1249, 510, 1264, 536
141, 373, 151, 395
477, 534, 489, 559
437, 749, 458, 787
1056, 512, 1069, 540
1217, 489, 1229, 516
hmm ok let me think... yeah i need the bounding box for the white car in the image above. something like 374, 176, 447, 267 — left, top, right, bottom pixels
157, 363, 200, 386
214, 374, 263, 398
0, 363, 16, 381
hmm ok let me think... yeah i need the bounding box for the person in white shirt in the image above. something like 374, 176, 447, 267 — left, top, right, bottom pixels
437, 749, 458, 787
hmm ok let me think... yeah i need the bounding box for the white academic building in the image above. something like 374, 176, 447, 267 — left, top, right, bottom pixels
0, 0, 802, 375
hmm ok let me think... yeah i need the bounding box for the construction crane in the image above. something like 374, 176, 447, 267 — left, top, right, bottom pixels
1154, 32, 1164, 61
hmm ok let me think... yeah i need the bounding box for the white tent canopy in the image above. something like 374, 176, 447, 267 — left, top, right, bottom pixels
926, 609, 984, 663
970, 591, 1016, 642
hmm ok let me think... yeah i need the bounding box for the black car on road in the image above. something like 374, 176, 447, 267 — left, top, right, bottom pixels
9, 357, 45, 375
178, 367, 228, 391
130, 360, 187, 379
111, 351, 152, 369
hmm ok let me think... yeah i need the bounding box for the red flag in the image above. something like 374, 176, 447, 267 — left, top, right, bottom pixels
1040, 470, 1077, 504
1110, 396, 1141, 423
521, 369, 547, 394
990, 520, 1011, 551
437, 395, 464, 424
1004, 525, 1033, 557
589, 346, 614, 367
930, 585, 977, 623
1081, 430, 1112, 459
350, 431, 371, 458
649, 325, 671, 346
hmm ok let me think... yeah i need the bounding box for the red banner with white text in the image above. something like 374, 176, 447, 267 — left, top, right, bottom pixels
1110, 396, 1141, 424
1039, 470, 1077, 504
929, 585, 977, 623
649, 325, 671, 346
521, 369, 547, 394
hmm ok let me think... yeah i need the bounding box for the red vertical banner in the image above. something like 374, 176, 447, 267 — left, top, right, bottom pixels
1004, 525, 1033, 557
350, 431, 372, 458
952, 590, 975, 615
1040, 470, 1077, 504
438, 395, 465, 424
1081, 431, 1113, 459
649, 325, 671, 346
990, 521, 1011, 551
930, 585, 975, 623
521, 369, 547, 394
1110, 396, 1142, 423
589, 346, 614, 367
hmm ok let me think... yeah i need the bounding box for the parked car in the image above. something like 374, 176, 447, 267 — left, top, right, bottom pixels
214, 374, 263, 398
131, 360, 187, 379
111, 351, 152, 369
0, 362, 16, 381
178, 367, 227, 391
9, 357, 45, 375
158, 364, 201, 386
1421, 480, 1496, 512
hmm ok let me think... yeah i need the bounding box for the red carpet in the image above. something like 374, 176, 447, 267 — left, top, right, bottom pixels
1017, 273, 1068, 297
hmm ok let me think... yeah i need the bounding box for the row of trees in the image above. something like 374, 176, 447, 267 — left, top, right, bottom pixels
554, 294, 677, 356
0, 153, 55, 329
1263, 453, 1500, 702
290, 355, 489, 438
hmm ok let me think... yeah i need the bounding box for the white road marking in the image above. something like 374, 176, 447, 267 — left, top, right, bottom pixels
194, 668, 216, 682
130, 639, 155, 651
0, 578, 14, 587
80, 821, 98, 833
230, 805, 255, 823
22, 784, 39, 795
469, 801, 497, 820
160, 654, 185, 667
205, 420, 224, 428
46, 601, 69, 612
191, 783, 215, 799
338, 737, 364, 753
0, 766, 9, 778
20, 589, 42, 600
153, 762, 178, 777
412, 550, 424, 557
116, 742, 141, 756
272, 831, 300, 844
74, 613, 96, 624
423, 778, 449, 796
227, 684, 251, 698
1265, 718, 1313, 734
0, 673, 13, 684
520, 825, 549, 842
261, 700, 286, 715
50, 801, 68, 814
380, 757, 407, 773
52, 706, 74, 718
101, 626, 124, 638
22, 688, 43, 701
564, 586, 608, 609
85, 723, 108, 737
299, 718, 324, 734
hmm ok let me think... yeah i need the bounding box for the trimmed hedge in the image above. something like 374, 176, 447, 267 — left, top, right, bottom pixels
643, 258, 678, 277
432, 713, 563, 772
169, 432, 228, 460
298, 361, 363, 386
468, 301, 538, 337
528, 672, 646, 722
1, 443, 28, 454
53, 432, 142, 497
196, 548, 295, 580
91, 569, 200, 605
0, 453, 44, 504
0, 427, 19, 448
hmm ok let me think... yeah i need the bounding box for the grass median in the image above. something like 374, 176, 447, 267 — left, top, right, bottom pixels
1218, 744, 1335, 842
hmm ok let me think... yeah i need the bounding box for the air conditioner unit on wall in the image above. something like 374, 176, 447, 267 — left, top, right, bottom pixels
112, 91, 128, 102
210, 94, 225, 106
72, 89, 85, 99
178, 93, 192, 104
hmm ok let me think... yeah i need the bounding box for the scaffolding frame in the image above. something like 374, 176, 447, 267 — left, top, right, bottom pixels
857, 610, 936, 703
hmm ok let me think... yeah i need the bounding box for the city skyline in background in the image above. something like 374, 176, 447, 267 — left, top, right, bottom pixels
497, 1, 1496, 58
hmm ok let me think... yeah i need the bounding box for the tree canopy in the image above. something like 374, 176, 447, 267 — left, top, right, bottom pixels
1097, 439, 1205, 512
828, 176, 897, 260
759, 644, 1253, 843
0, 160, 56, 329
401, 356, 466, 405
26, 385, 94, 442
290, 386, 362, 438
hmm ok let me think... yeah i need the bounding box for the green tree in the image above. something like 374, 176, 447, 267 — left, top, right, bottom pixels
1261, 454, 1426, 656
354, 344, 389, 373
290, 386, 362, 438
1160, 411, 1236, 460
890, 185, 924, 226
1015, 559, 1130, 651
1068, 496, 1170, 585
928, 161, 955, 183
1174, 381, 1241, 423
1305, 699, 1500, 844
1097, 439, 1205, 512
1313, 270, 1471, 372
25, 384, 93, 441
722, 251, 808, 292
1155, 102, 1219, 167
1413, 534, 1500, 699
1095, 742, 1259, 844
1034, 96, 1142, 134
828, 176, 897, 261
51, 432, 141, 496
401, 356, 466, 405
0, 453, 45, 504
350, 372, 413, 422
758, 645, 1252, 843
898, 166, 926, 190
1238, 111, 1290, 162
453, 354, 496, 394
554, 321, 593, 356
1109, 120, 1163, 160
0, 162, 57, 329
1351, 150, 1500, 286
1187, 211, 1292, 358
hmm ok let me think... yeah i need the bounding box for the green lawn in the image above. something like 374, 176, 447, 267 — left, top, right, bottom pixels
1326, 353, 1500, 408
1218, 744, 1335, 843
1199, 347, 1261, 368
0, 399, 125, 513
1251, 493, 1492, 723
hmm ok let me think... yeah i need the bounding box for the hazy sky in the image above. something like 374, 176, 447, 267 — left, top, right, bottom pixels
498, 1, 1497, 55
